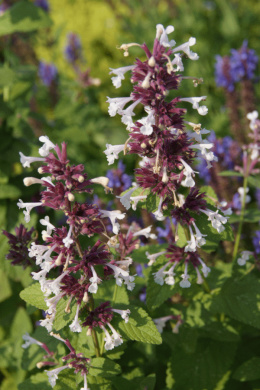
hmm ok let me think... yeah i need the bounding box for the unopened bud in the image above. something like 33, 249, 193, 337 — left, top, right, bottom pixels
68, 193, 75, 202
162, 167, 169, 183
36, 362, 44, 369
23, 177, 43, 186
55, 252, 63, 266
148, 56, 155, 67
78, 175, 84, 183
141, 72, 151, 89
90, 176, 109, 187
38, 167, 44, 174
141, 143, 147, 149
86, 328, 92, 336
83, 292, 89, 302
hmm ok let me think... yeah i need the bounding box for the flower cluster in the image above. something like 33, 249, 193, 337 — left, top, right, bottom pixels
106, 24, 229, 286
38, 61, 58, 87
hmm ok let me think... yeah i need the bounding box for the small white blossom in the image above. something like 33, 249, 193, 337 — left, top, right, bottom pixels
107, 96, 132, 117
45, 366, 68, 388
237, 251, 253, 266
40, 216, 55, 240
107, 323, 123, 347
138, 108, 155, 135
109, 65, 135, 88
39, 136, 55, 157
237, 187, 251, 205
62, 225, 74, 248
164, 264, 177, 285
88, 266, 102, 294
179, 263, 191, 288
107, 263, 135, 290
247, 110, 258, 130
172, 53, 184, 71
130, 195, 147, 210
180, 159, 196, 187
133, 225, 157, 240
117, 186, 137, 210
100, 209, 125, 234
180, 96, 208, 115
112, 308, 131, 323
146, 250, 166, 266
153, 197, 165, 221
69, 304, 82, 333
200, 208, 227, 233
172, 37, 199, 60
121, 98, 142, 130
153, 262, 171, 285
104, 143, 125, 165
198, 258, 211, 277
153, 315, 174, 333
19, 152, 45, 168
17, 199, 42, 223
156, 24, 175, 47
22, 333, 44, 349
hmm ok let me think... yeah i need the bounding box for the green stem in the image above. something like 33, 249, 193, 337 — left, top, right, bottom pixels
232, 174, 248, 262
100, 284, 118, 356
89, 295, 101, 357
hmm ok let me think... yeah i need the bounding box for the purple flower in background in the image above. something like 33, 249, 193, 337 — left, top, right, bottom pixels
197, 159, 211, 183
215, 55, 236, 91
64, 33, 83, 64
156, 218, 175, 244
253, 231, 260, 254
230, 41, 258, 82
106, 160, 132, 192
34, 0, 50, 12
38, 61, 58, 87
255, 189, 260, 209
0, 2, 9, 15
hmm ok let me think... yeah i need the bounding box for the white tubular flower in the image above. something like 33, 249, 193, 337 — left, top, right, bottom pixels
101, 325, 115, 350
112, 308, 131, 323
104, 143, 125, 165
247, 110, 258, 130
191, 141, 217, 167
153, 197, 165, 221
117, 186, 137, 210
88, 266, 102, 294
153, 315, 173, 333
172, 37, 199, 60
195, 267, 204, 284
17, 199, 42, 223
172, 53, 184, 71
133, 225, 157, 240
184, 225, 197, 252
46, 292, 63, 315
146, 250, 166, 266
100, 209, 125, 234
107, 96, 133, 117
200, 208, 227, 233
164, 264, 177, 285
39, 136, 55, 157
192, 221, 207, 248
81, 374, 90, 390
130, 195, 147, 210
180, 159, 196, 187
237, 187, 251, 205
138, 108, 155, 135
107, 263, 135, 291
45, 366, 68, 388
198, 258, 211, 277
153, 262, 171, 285
19, 152, 45, 168
109, 65, 135, 88
40, 216, 55, 240
22, 333, 45, 349
40, 316, 55, 332
69, 304, 82, 333
179, 263, 191, 288
180, 96, 208, 115
41, 271, 69, 297
156, 24, 175, 47
115, 257, 133, 269
121, 98, 142, 129
107, 323, 123, 347
237, 251, 253, 266
62, 225, 73, 248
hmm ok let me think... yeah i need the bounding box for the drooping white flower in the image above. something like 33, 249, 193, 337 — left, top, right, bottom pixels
19, 152, 45, 168
237, 187, 251, 205
107, 323, 123, 347
172, 53, 184, 71
39, 136, 55, 157
40, 271, 69, 297
100, 325, 115, 350
184, 225, 197, 252
100, 209, 125, 234
180, 96, 208, 115
45, 366, 68, 388
153, 315, 174, 333
200, 208, 227, 233
109, 65, 136, 88
69, 304, 82, 333
237, 251, 253, 266
192, 221, 207, 248
133, 225, 157, 240
153, 197, 165, 221
107, 263, 135, 290
81, 374, 90, 390
40, 315, 55, 332
107, 96, 133, 117
62, 225, 74, 248
45, 292, 63, 315
180, 159, 196, 187
146, 250, 166, 266
121, 98, 142, 130
164, 264, 177, 285
195, 267, 204, 284
138, 108, 155, 135
156, 24, 175, 47
247, 110, 258, 130
172, 37, 199, 60
153, 262, 171, 285
117, 186, 137, 210
17, 199, 43, 223
112, 308, 131, 323
198, 257, 211, 277
88, 265, 102, 294
40, 216, 55, 240
130, 195, 147, 210
179, 263, 191, 288
22, 333, 45, 349
104, 143, 125, 165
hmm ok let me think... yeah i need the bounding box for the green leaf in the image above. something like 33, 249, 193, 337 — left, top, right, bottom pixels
0, 269, 12, 302
229, 209, 260, 223
88, 357, 121, 377
248, 175, 260, 188
18, 373, 51, 390
170, 339, 237, 390
131, 244, 168, 264
146, 257, 179, 310
0, 67, 16, 87
53, 297, 77, 332
200, 185, 218, 206
0, 183, 21, 199
53, 371, 77, 390
20, 283, 47, 311
0, 2, 52, 37
95, 279, 129, 306
87, 375, 112, 390
115, 305, 162, 345
211, 273, 260, 329
218, 171, 243, 177
233, 357, 260, 381
146, 192, 160, 213
112, 374, 156, 390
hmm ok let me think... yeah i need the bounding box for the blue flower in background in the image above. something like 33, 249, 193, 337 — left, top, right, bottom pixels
64, 33, 83, 64
34, 0, 50, 12
230, 40, 258, 82
107, 160, 132, 192
215, 55, 236, 92
38, 61, 58, 87
253, 231, 260, 254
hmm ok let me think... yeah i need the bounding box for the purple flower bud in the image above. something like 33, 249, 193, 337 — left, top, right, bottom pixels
38, 61, 58, 87
64, 33, 83, 64
230, 40, 258, 82
34, 0, 50, 12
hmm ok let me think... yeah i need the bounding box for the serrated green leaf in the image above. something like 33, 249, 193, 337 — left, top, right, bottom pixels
88, 357, 121, 377
87, 375, 112, 390
20, 283, 47, 311
53, 370, 77, 390
0, 2, 52, 37
146, 192, 160, 213
200, 185, 218, 206
170, 339, 237, 390
115, 305, 162, 344
211, 273, 260, 329
53, 297, 77, 331
18, 373, 51, 390
0, 269, 12, 302
233, 357, 260, 381
95, 279, 129, 306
